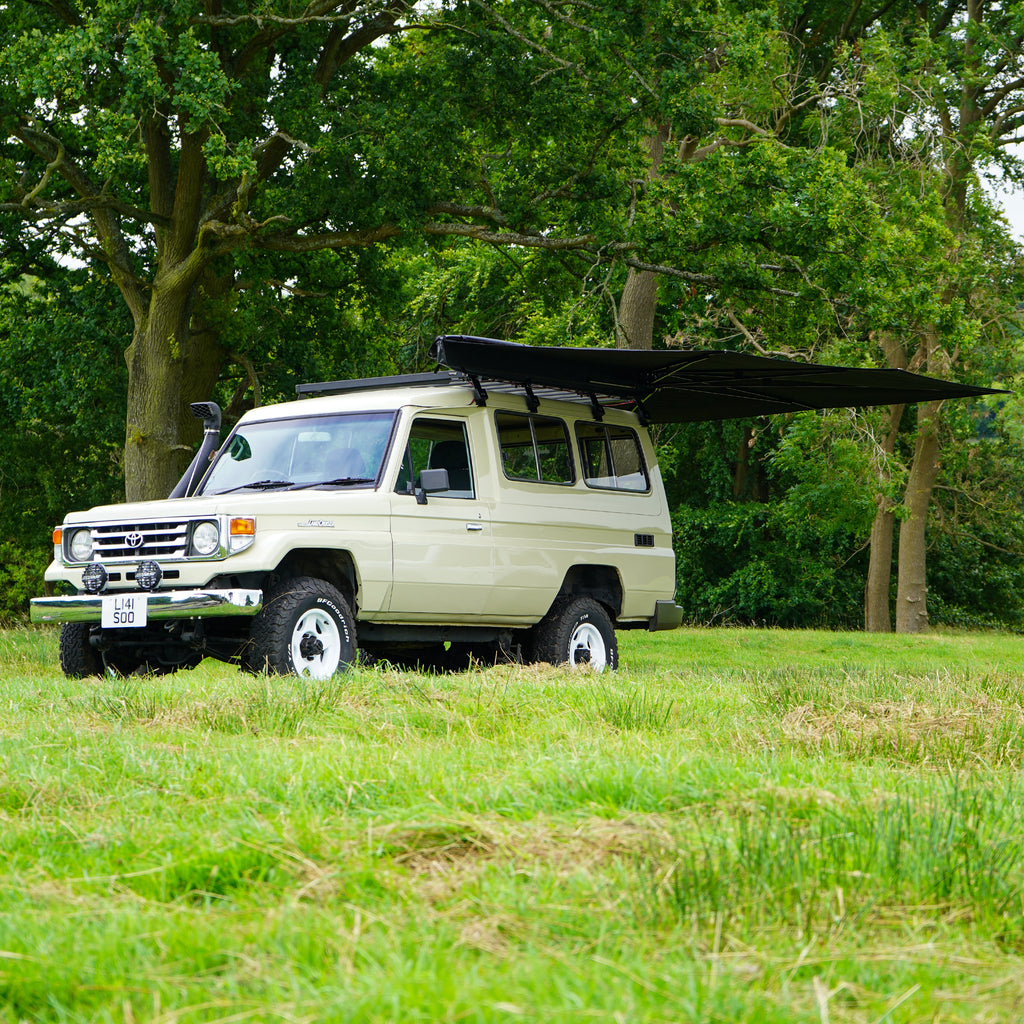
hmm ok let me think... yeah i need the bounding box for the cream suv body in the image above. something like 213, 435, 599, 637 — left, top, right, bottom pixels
32, 372, 681, 677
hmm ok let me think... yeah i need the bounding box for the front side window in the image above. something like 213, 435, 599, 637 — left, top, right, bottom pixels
496, 412, 574, 485
200, 412, 395, 494
575, 422, 649, 492
395, 418, 475, 499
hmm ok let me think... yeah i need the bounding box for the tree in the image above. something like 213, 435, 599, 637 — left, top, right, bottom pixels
595, 0, 1024, 632
1, 2, 423, 497
838, 3, 1024, 631
0, 270, 129, 618
3, 0, 848, 501
0, 0, 653, 499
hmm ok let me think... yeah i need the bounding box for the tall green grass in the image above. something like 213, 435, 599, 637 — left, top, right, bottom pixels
1, 625, 1023, 1022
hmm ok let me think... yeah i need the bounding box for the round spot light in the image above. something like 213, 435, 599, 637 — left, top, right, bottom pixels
81, 562, 109, 594
135, 560, 163, 592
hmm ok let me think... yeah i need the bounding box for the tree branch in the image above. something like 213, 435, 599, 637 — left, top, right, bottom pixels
12, 122, 148, 318
249, 224, 404, 252
422, 221, 596, 248
191, 2, 409, 28
2, 195, 170, 229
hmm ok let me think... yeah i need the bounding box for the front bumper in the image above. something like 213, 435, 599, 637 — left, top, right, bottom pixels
30, 589, 263, 624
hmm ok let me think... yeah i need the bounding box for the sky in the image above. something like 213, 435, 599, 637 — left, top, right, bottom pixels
995, 187, 1024, 239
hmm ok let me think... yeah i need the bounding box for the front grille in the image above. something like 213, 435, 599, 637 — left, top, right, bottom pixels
91, 521, 190, 560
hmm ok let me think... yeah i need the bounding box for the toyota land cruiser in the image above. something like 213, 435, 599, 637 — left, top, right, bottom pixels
31, 335, 995, 678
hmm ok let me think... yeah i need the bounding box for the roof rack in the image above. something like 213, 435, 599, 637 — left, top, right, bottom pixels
461, 375, 628, 412
296, 364, 630, 414
296, 371, 455, 397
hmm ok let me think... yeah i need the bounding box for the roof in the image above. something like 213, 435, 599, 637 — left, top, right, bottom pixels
428, 335, 1002, 424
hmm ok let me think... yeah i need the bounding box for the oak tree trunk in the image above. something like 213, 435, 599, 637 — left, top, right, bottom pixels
615, 267, 658, 350
123, 277, 226, 502
864, 332, 909, 632
864, 495, 897, 632
864, 331, 908, 631
615, 122, 669, 352
895, 399, 942, 633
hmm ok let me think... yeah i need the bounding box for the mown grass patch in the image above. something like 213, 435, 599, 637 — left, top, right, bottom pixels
1, 625, 1023, 1021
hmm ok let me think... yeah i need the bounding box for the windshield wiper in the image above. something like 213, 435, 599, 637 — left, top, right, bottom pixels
289, 477, 376, 489
208, 479, 296, 495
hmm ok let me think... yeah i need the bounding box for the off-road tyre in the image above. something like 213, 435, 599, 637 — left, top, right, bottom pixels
243, 576, 357, 678
59, 622, 101, 678
529, 595, 618, 671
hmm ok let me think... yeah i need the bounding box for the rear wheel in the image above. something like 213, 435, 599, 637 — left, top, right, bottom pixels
244, 577, 357, 678
59, 623, 101, 678
530, 596, 617, 671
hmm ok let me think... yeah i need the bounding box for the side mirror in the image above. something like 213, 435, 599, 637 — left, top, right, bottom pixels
415, 467, 449, 504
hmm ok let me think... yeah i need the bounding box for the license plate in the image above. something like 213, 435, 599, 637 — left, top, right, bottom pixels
101, 594, 148, 628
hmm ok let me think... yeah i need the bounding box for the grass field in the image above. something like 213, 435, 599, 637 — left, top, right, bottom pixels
1, 625, 1023, 1023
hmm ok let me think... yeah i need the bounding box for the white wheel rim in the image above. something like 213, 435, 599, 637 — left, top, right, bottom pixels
290, 608, 342, 678
568, 622, 607, 671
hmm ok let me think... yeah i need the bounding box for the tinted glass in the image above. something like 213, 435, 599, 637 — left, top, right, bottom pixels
575, 422, 649, 492
200, 412, 395, 494
395, 418, 475, 498
496, 412, 574, 484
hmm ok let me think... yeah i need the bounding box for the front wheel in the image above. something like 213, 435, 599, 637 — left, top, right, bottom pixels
244, 577, 357, 678
529, 596, 618, 671
59, 622, 101, 678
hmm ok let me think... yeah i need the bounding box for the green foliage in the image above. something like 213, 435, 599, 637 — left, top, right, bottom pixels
673, 412, 883, 627
0, 544, 50, 625
400, 244, 616, 352
674, 500, 869, 627
924, 405, 1024, 631
0, 271, 128, 617
0, 0, 1022, 625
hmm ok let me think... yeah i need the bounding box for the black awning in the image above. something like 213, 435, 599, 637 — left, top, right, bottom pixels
429, 335, 1003, 424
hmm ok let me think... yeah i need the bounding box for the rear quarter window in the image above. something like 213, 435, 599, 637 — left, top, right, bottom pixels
496, 412, 575, 485
575, 421, 649, 492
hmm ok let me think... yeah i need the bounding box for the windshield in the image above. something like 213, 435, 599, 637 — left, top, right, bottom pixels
199, 411, 396, 495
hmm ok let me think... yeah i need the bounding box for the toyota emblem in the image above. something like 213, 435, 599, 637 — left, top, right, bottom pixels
125, 531, 144, 549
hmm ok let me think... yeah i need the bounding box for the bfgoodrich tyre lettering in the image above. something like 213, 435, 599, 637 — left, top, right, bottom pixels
244, 576, 357, 678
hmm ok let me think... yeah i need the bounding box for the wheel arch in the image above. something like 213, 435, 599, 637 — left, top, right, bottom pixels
548, 564, 623, 621
271, 548, 359, 612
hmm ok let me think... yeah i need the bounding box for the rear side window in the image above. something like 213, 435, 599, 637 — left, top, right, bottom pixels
575, 422, 649, 492
496, 412, 575, 485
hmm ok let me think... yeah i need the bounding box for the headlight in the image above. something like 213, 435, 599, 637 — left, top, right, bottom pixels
191, 520, 221, 556
69, 529, 94, 562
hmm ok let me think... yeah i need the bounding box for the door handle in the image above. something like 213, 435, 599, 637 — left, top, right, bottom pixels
466, 523, 484, 532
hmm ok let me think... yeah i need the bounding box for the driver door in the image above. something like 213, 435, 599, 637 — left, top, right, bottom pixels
388, 416, 494, 619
